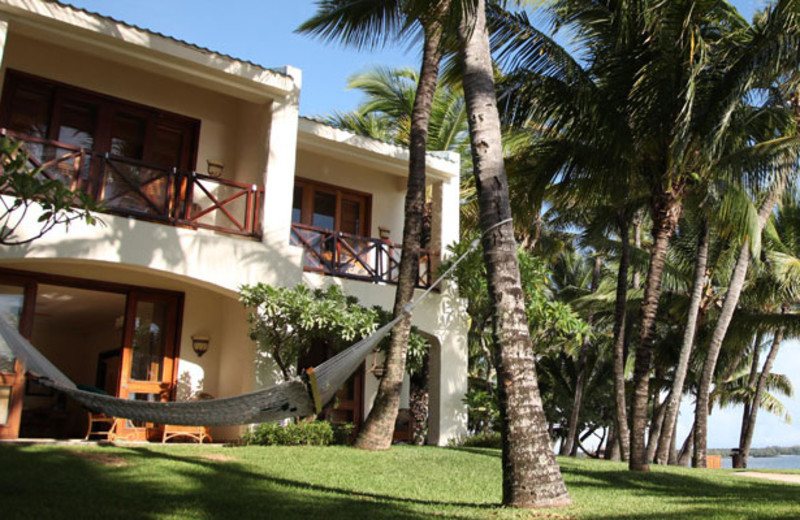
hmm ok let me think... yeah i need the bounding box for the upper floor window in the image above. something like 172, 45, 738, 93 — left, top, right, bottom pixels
292, 178, 370, 237
0, 70, 199, 171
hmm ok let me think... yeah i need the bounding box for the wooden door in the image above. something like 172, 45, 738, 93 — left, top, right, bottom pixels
116, 291, 180, 440
0, 282, 34, 440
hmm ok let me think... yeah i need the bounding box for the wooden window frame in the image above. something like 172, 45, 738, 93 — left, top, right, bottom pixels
0, 69, 200, 172
293, 177, 372, 237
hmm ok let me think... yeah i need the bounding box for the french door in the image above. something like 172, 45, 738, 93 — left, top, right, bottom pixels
118, 291, 180, 402
0, 282, 35, 440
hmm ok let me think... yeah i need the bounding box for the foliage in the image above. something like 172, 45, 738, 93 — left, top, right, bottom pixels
443, 238, 589, 436
239, 283, 429, 381
0, 136, 102, 245
241, 421, 336, 446
448, 431, 503, 449
463, 384, 500, 434
444, 237, 587, 354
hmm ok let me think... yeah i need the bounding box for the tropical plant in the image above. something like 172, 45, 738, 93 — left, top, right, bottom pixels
0, 136, 102, 245
238, 283, 428, 382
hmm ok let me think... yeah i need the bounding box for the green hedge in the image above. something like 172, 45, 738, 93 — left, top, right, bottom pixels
242, 421, 355, 446
449, 431, 502, 449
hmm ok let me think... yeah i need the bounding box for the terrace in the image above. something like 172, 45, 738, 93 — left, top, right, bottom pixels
3, 129, 438, 288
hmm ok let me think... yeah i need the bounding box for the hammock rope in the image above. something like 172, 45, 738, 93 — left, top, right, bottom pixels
0, 221, 504, 427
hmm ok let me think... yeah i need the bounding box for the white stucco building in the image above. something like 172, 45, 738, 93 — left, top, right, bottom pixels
0, 0, 467, 444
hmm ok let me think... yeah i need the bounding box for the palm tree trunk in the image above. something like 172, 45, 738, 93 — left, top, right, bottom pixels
563, 254, 602, 457
655, 217, 709, 464
646, 385, 667, 463
693, 170, 788, 467
355, 1, 449, 450
458, 0, 570, 507
735, 332, 762, 468
739, 326, 785, 468
630, 191, 683, 471
605, 425, 620, 460
613, 213, 631, 461
677, 424, 694, 467
632, 209, 644, 289
667, 420, 678, 465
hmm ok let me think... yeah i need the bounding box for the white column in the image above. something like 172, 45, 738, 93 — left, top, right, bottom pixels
438, 166, 461, 254
261, 66, 301, 251
0, 19, 9, 95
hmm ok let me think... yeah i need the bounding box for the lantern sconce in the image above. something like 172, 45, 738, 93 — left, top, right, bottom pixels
191, 335, 210, 357
207, 160, 224, 178
368, 350, 386, 379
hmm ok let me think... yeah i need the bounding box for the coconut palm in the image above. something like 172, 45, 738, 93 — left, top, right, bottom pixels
322, 66, 468, 153
458, 0, 571, 507
490, 0, 647, 462
494, 0, 800, 471
731, 197, 800, 467
299, 0, 455, 451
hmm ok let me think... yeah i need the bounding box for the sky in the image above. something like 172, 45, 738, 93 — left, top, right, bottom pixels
60, 0, 798, 451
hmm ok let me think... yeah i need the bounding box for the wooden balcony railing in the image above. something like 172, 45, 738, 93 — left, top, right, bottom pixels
1, 129, 264, 238
290, 222, 436, 289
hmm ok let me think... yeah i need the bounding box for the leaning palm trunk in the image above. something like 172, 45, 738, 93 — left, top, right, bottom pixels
693, 168, 789, 467
355, 2, 450, 450
738, 326, 785, 468
612, 213, 632, 461
562, 255, 602, 456
655, 217, 710, 464
646, 385, 667, 463
458, 0, 570, 507
735, 332, 763, 467
630, 192, 683, 471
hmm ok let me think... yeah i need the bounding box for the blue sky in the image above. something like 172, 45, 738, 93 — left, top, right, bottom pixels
62, 0, 797, 451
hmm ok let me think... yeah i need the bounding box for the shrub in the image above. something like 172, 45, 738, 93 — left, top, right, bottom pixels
331, 423, 356, 445
448, 431, 502, 449
242, 421, 335, 446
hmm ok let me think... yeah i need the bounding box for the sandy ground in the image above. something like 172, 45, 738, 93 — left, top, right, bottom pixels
736, 471, 800, 485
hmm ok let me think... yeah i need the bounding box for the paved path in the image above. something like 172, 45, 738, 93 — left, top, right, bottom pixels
736, 471, 800, 485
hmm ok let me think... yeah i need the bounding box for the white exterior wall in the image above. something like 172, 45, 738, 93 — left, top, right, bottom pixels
0, 0, 467, 445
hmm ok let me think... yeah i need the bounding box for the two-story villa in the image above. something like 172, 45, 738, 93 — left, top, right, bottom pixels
0, 0, 467, 444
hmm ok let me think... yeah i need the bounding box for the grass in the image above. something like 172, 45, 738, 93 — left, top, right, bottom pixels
1, 443, 798, 519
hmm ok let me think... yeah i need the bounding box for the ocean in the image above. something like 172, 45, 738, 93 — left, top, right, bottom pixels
720, 454, 800, 470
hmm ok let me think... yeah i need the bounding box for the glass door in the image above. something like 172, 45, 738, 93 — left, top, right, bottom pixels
0, 283, 33, 440
116, 292, 180, 440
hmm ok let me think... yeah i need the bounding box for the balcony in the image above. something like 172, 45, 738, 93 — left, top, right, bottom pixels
2, 129, 264, 238
290, 223, 435, 289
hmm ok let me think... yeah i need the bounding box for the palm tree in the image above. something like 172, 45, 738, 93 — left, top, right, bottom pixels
458, 0, 570, 507
733, 197, 800, 466
490, 0, 646, 462
299, 0, 454, 451
323, 66, 468, 152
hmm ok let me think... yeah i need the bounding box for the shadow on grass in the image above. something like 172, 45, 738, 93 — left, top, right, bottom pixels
0, 444, 488, 520
126, 446, 499, 510
560, 458, 800, 520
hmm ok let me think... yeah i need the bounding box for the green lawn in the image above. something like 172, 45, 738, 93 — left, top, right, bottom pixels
1, 443, 798, 519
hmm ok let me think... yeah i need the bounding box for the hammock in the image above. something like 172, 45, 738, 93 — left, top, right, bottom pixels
0, 231, 488, 428
0, 316, 398, 427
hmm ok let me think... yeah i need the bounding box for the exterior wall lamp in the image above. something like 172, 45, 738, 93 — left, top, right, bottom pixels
191, 335, 210, 357
207, 159, 224, 178
378, 226, 391, 240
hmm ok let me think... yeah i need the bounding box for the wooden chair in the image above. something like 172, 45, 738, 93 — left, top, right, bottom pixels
161, 392, 214, 444
84, 412, 116, 440
161, 424, 213, 444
